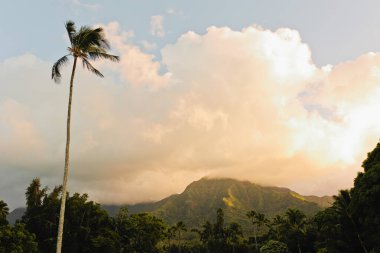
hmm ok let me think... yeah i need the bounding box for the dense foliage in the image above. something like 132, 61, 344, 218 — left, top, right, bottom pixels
0, 201, 38, 253
1, 141, 380, 252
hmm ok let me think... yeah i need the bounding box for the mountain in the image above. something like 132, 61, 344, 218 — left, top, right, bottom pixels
8, 178, 333, 227
105, 177, 333, 228
7, 207, 25, 225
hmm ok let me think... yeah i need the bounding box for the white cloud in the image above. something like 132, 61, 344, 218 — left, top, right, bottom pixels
141, 40, 157, 51
100, 22, 170, 88
150, 15, 165, 38
70, 0, 100, 9
2, 24, 380, 209
166, 8, 183, 16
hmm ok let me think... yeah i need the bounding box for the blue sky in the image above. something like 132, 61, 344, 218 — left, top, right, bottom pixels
2, 0, 380, 65
2, 1, 380, 209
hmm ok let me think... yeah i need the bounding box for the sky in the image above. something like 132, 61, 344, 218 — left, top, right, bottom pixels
1, 0, 380, 210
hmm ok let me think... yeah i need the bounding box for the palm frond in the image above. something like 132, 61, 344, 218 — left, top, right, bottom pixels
90, 52, 119, 62
92, 27, 110, 49
88, 46, 120, 62
52, 55, 70, 83
65, 20, 76, 46
82, 58, 104, 78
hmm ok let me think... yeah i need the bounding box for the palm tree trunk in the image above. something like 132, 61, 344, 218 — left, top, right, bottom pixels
56, 57, 77, 253
346, 211, 368, 253
178, 232, 181, 253
351, 218, 368, 253
253, 227, 258, 252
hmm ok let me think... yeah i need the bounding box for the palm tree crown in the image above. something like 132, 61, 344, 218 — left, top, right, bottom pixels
174, 221, 187, 253
52, 20, 119, 83
0, 200, 9, 220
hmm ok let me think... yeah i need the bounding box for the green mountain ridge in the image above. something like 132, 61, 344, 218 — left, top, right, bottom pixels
105, 177, 333, 228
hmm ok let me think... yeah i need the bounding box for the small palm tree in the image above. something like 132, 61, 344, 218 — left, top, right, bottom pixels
270, 214, 286, 241
255, 212, 269, 231
51, 20, 119, 253
167, 226, 176, 252
333, 190, 368, 253
0, 200, 9, 225
247, 210, 258, 251
247, 210, 268, 251
174, 221, 187, 253
285, 208, 307, 253
226, 222, 243, 253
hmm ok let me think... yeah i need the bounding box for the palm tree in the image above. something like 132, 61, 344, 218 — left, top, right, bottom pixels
247, 210, 267, 251
174, 221, 187, 253
255, 212, 269, 231
285, 208, 307, 253
269, 214, 286, 241
190, 228, 202, 253
0, 200, 9, 225
51, 20, 119, 253
226, 222, 243, 253
333, 190, 368, 253
167, 226, 176, 252
200, 221, 213, 253
247, 210, 258, 251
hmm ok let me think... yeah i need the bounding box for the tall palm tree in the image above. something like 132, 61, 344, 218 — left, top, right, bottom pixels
51, 20, 119, 253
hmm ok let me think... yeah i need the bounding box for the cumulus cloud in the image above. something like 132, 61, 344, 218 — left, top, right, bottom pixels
1, 24, 380, 209
150, 15, 165, 38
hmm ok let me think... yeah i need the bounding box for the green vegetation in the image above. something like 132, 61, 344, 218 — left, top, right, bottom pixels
260, 240, 289, 253
1, 141, 380, 252
0, 200, 9, 227
51, 20, 119, 253
0, 201, 38, 253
